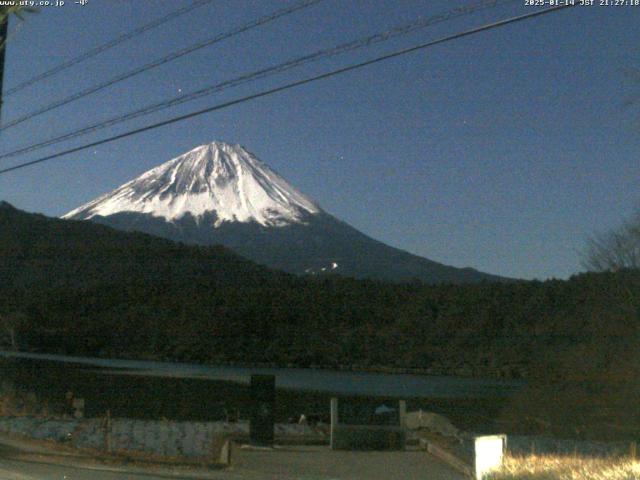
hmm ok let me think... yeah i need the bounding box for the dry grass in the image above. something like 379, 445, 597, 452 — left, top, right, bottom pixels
487, 454, 640, 480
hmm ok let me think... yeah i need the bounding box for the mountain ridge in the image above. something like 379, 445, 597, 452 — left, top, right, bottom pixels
64, 141, 509, 284
64, 142, 320, 227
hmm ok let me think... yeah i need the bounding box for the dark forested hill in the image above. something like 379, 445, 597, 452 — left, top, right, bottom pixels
1, 202, 639, 385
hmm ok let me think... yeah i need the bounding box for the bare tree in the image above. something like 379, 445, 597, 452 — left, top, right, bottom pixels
0, 6, 36, 21
0, 312, 27, 351
583, 208, 640, 272
0, 6, 36, 50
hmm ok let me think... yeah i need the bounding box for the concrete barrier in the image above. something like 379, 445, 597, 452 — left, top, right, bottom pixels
422, 434, 506, 479
0, 416, 323, 462
424, 440, 474, 478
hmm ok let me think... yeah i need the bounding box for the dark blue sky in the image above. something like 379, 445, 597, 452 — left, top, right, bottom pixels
0, 0, 638, 280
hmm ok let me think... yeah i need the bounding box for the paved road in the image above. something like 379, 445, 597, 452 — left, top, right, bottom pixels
0, 457, 246, 480
230, 445, 466, 480
0, 458, 186, 480
0, 461, 285, 480
0, 445, 466, 480
0, 442, 223, 480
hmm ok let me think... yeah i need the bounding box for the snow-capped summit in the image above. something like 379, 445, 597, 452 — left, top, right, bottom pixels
63, 141, 321, 227
64, 141, 508, 284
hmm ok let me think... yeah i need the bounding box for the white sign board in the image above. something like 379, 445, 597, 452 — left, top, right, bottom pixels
474, 435, 505, 479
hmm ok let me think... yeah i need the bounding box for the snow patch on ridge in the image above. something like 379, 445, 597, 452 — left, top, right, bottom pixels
63, 142, 321, 227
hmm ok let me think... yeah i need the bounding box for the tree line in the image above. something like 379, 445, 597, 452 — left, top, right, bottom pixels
1, 202, 638, 382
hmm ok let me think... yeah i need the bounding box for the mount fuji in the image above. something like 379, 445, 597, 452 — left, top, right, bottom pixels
64, 141, 505, 284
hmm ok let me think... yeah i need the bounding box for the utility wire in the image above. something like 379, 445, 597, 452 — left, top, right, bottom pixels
4, 0, 215, 97
0, 4, 576, 177
0, 0, 515, 161
0, 0, 322, 131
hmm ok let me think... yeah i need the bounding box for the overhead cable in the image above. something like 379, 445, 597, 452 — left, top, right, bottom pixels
0, 4, 576, 176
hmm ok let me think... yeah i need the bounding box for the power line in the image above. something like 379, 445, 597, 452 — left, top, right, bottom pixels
0, 0, 514, 162
0, 4, 576, 177
4, 0, 215, 97
0, 0, 322, 131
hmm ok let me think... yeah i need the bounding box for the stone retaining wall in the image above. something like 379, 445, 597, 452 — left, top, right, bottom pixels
0, 416, 323, 459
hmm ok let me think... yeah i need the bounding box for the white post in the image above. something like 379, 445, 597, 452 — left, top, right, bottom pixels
105, 410, 112, 453
474, 434, 506, 480
398, 400, 407, 429
219, 439, 232, 465
330, 397, 338, 449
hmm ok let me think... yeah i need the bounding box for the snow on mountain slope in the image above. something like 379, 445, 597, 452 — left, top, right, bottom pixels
63, 141, 509, 284
63, 142, 321, 227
